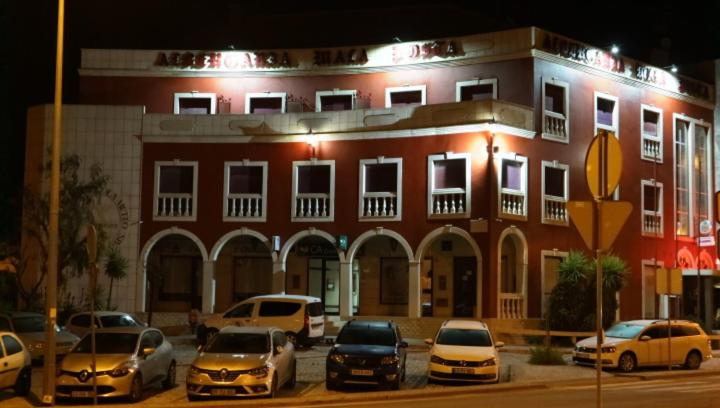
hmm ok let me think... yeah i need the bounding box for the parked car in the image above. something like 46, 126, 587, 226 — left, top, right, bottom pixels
0, 331, 32, 396
198, 294, 324, 347
573, 319, 712, 372
425, 320, 503, 383
187, 326, 296, 400
65, 311, 146, 338
55, 327, 176, 402
326, 320, 407, 390
0, 312, 79, 362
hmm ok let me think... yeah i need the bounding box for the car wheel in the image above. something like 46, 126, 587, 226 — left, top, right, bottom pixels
390, 376, 401, 390
187, 394, 201, 402
162, 361, 177, 389
684, 351, 702, 370
285, 359, 297, 389
401, 362, 406, 382
13, 366, 31, 396
325, 375, 338, 391
617, 352, 636, 373
285, 332, 298, 346
128, 374, 143, 402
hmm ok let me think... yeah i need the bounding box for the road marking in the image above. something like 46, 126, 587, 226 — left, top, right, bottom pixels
674, 384, 720, 393
298, 381, 325, 396
559, 379, 674, 390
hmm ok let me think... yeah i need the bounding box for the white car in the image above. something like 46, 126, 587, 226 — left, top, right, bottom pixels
199, 295, 325, 347
0, 331, 32, 396
65, 311, 146, 338
425, 320, 503, 383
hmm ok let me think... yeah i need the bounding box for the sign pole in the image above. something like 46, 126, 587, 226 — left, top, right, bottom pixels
86, 225, 98, 405
667, 269, 671, 371
593, 130, 609, 408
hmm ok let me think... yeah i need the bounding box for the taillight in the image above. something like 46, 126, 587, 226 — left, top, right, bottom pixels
304, 312, 310, 330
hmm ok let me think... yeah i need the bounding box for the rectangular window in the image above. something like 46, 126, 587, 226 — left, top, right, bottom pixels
154, 161, 198, 221
498, 154, 528, 219
292, 160, 335, 221
385, 85, 426, 108
245, 92, 287, 114
359, 157, 402, 221
541, 78, 569, 142
641, 261, 664, 319
594, 92, 619, 135
224, 161, 268, 222
541, 251, 567, 316
427, 153, 471, 219
675, 115, 712, 237
641, 105, 663, 162
456, 78, 497, 102
173, 92, 216, 114
641, 179, 663, 237
541, 161, 569, 225
316, 90, 356, 112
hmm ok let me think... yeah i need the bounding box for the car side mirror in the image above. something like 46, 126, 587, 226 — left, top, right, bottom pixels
424, 338, 434, 346
495, 341, 505, 348
274, 345, 284, 355
325, 337, 336, 346
141, 347, 156, 358
196, 345, 204, 353
639, 335, 651, 341
399, 341, 409, 348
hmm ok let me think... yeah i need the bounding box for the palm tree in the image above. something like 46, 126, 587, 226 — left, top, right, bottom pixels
104, 247, 129, 309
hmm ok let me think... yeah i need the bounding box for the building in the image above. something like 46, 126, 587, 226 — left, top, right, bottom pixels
24, 27, 717, 328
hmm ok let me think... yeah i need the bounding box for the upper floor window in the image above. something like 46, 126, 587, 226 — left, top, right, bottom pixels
641, 105, 663, 162
385, 85, 426, 108
224, 160, 268, 222
456, 78, 497, 102
541, 78, 569, 143
173, 92, 216, 114
427, 153, 471, 219
292, 160, 335, 222
594, 92, 619, 136
541, 160, 569, 225
641, 179, 663, 237
359, 157, 402, 221
498, 154, 528, 220
245, 92, 287, 114
316, 89, 356, 112
675, 115, 712, 237
154, 161, 198, 221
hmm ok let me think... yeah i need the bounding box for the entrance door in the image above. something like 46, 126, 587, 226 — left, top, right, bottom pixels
453, 257, 477, 317
308, 258, 340, 315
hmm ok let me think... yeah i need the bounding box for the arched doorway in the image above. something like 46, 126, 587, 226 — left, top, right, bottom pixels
497, 227, 528, 319
415, 226, 483, 318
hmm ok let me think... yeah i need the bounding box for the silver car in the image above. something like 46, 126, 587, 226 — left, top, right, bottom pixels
187, 326, 296, 399
0, 312, 79, 361
65, 311, 145, 338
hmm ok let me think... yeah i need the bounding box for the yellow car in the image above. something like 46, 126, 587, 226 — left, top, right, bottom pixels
0, 331, 32, 396
573, 319, 712, 372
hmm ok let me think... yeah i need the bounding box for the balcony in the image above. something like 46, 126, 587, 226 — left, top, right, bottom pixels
643, 212, 662, 236
156, 193, 193, 218
501, 191, 526, 218
499, 293, 525, 319
294, 193, 331, 220
226, 193, 264, 220
361, 192, 397, 219
430, 189, 466, 217
543, 196, 567, 225
642, 138, 662, 162
543, 111, 567, 140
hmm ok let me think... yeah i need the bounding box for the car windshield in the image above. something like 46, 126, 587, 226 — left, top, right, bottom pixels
336, 326, 396, 346
12, 316, 46, 333
605, 323, 645, 339
100, 315, 141, 328
74, 333, 139, 354
204, 333, 270, 354
436, 328, 492, 347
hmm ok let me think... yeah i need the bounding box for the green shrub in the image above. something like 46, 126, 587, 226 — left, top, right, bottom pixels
528, 346, 566, 365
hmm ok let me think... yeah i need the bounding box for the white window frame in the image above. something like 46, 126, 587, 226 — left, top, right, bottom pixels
153, 160, 198, 222
541, 77, 570, 143
497, 153, 528, 220
385, 85, 427, 108
455, 78, 498, 102
641, 179, 663, 237
594, 91, 619, 137
291, 159, 335, 222
223, 160, 268, 222
315, 89, 356, 112
244, 92, 287, 114
173, 92, 217, 114
640, 104, 663, 163
540, 249, 568, 316
673, 113, 713, 238
641, 259, 666, 319
541, 160, 569, 226
427, 152, 471, 219
358, 157, 403, 222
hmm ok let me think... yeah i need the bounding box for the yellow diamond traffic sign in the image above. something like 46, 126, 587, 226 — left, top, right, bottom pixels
567, 200, 633, 251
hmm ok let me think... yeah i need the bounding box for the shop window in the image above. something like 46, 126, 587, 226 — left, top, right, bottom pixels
154, 161, 198, 221
292, 160, 335, 221
316, 89, 356, 112
359, 157, 402, 221
427, 153, 471, 219
173, 92, 216, 114
245, 92, 286, 114
456, 78, 497, 102
541, 78, 569, 142
498, 154, 528, 220
641, 105, 663, 162
541, 160, 569, 225
594, 92, 619, 135
641, 179, 663, 237
224, 160, 268, 222
385, 85, 426, 108
675, 115, 712, 237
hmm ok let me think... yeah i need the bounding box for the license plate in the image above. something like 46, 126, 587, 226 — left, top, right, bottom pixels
351, 369, 374, 376
211, 388, 236, 396
452, 367, 475, 374
576, 352, 590, 359
71, 391, 93, 398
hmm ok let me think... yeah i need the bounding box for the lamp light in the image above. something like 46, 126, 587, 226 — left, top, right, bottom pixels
610, 44, 620, 55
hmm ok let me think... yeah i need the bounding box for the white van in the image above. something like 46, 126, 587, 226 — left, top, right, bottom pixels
199, 295, 325, 346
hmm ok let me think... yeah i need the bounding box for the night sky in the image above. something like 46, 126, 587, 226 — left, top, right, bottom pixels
2, 0, 718, 241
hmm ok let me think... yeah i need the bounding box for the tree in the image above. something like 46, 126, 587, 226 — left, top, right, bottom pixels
19, 154, 109, 310
104, 246, 129, 309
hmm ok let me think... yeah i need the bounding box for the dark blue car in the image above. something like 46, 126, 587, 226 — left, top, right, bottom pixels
326, 320, 407, 390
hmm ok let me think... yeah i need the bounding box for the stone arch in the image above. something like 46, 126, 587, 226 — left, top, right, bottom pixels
210, 227, 278, 263
278, 228, 346, 264
140, 227, 209, 266
497, 226, 528, 319
346, 227, 414, 263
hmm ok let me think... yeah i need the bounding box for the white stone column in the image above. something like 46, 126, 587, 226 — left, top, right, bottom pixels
408, 260, 421, 318
339, 261, 353, 318
201, 260, 215, 313
136, 262, 147, 313
272, 261, 286, 294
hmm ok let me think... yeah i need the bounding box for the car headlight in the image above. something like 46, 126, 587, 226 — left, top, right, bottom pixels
248, 366, 269, 378
329, 353, 345, 364
479, 358, 496, 367
601, 346, 617, 353
381, 355, 400, 366
430, 355, 445, 364
188, 365, 200, 376
109, 361, 136, 377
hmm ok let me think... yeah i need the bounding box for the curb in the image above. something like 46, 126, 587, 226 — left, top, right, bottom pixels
614, 369, 720, 381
